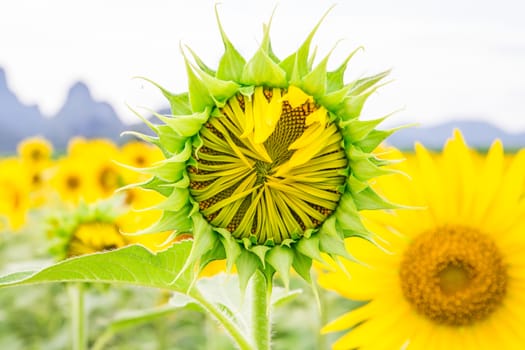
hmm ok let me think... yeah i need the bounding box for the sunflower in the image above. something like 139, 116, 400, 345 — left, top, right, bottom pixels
126, 7, 397, 288
117, 187, 177, 252
0, 158, 31, 230
318, 130, 525, 349
119, 141, 164, 183
17, 136, 53, 166
47, 197, 128, 259
51, 157, 92, 204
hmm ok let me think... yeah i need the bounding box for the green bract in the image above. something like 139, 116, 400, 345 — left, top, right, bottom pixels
125, 7, 397, 290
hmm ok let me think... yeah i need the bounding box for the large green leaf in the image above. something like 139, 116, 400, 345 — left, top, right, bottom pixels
0, 242, 194, 292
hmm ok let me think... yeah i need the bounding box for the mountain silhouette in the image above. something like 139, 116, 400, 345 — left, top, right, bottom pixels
386, 120, 525, 151
0, 67, 524, 154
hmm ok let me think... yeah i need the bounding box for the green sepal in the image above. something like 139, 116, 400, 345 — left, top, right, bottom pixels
266, 245, 293, 289
354, 129, 395, 153
215, 6, 246, 81
120, 131, 159, 148
133, 77, 192, 115
151, 187, 190, 212
176, 215, 218, 285
352, 186, 397, 210
250, 245, 271, 268
155, 125, 189, 156
334, 192, 368, 234
337, 88, 379, 121
199, 241, 226, 271
317, 85, 351, 112
241, 48, 287, 87
138, 177, 174, 197
154, 110, 209, 137
215, 228, 242, 272
160, 139, 192, 163
299, 48, 331, 98
292, 251, 312, 283
142, 159, 186, 183
126, 104, 160, 133
295, 235, 323, 262
280, 7, 332, 82
347, 70, 391, 96
326, 46, 362, 92
347, 175, 368, 193
341, 116, 387, 142
236, 250, 260, 293
185, 58, 215, 112
319, 233, 352, 260
193, 67, 240, 107
184, 45, 217, 77
122, 208, 192, 236
349, 155, 392, 181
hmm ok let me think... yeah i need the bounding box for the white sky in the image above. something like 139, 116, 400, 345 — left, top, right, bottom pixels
1, 0, 524, 131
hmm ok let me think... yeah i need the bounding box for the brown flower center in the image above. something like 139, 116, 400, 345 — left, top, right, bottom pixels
399, 225, 508, 326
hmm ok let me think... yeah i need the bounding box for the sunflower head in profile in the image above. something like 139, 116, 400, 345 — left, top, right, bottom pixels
125, 7, 398, 289
318, 130, 525, 349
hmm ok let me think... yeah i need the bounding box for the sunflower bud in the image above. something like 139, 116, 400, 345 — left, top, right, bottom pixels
126, 7, 398, 289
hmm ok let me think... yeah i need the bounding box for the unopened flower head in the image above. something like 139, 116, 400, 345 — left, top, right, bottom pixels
125, 7, 397, 288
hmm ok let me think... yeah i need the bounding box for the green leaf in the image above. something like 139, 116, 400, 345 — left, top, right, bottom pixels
0, 242, 194, 292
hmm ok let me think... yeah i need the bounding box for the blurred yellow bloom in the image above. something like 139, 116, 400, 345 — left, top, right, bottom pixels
0, 158, 31, 230
117, 188, 175, 252
17, 136, 53, 167
318, 130, 525, 349
119, 141, 163, 183
51, 157, 91, 204
67, 221, 126, 257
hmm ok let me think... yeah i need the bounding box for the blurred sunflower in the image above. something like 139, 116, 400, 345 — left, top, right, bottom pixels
117, 187, 177, 252
318, 130, 525, 349
17, 136, 53, 166
51, 157, 91, 204
0, 158, 31, 230
17, 137, 55, 207
47, 197, 128, 259
68, 138, 124, 201
119, 141, 164, 184
126, 7, 397, 288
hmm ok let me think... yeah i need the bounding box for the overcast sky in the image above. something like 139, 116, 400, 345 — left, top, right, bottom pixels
1, 0, 524, 131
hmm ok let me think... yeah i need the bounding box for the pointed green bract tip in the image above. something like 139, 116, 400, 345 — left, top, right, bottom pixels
126, 6, 399, 290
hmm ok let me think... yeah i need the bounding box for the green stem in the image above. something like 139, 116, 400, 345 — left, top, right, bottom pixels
189, 289, 253, 350
68, 283, 87, 350
251, 270, 271, 350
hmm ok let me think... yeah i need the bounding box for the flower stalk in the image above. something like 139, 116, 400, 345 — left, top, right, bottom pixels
250, 270, 271, 350
68, 283, 87, 350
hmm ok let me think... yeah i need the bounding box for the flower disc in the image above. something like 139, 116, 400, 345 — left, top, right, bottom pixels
189, 87, 347, 245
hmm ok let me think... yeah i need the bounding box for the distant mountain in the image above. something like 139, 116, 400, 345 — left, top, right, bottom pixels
386, 120, 525, 150
0, 67, 524, 153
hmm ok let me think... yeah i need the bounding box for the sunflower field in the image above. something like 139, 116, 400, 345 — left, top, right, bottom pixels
1, 7, 525, 350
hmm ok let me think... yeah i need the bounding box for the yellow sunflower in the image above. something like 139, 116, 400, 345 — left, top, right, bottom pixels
118, 141, 164, 184
0, 158, 31, 230
117, 187, 176, 252
17, 136, 53, 166
47, 197, 128, 259
51, 157, 91, 204
318, 130, 525, 349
